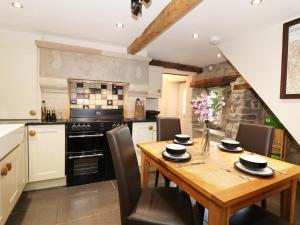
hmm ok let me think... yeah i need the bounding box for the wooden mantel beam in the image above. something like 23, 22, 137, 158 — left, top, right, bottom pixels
127, 0, 202, 54
150, 59, 203, 73
190, 75, 240, 88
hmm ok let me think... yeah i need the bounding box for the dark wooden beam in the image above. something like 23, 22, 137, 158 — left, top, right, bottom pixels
233, 83, 252, 90
150, 59, 203, 73
127, 0, 202, 54
190, 75, 240, 88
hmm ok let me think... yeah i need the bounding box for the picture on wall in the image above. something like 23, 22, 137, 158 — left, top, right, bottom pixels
280, 17, 300, 99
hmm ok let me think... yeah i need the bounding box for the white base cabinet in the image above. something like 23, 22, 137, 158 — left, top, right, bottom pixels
132, 122, 157, 166
28, 125, 65, 182
0, 142, 27, 225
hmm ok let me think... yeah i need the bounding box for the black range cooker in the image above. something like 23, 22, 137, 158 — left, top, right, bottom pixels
66, 109, 132, 186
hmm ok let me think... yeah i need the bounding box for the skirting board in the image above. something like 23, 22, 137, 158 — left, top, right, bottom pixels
25, 177, 66, 191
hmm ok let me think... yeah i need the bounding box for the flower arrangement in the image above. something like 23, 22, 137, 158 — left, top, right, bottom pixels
191, 91, 225, 124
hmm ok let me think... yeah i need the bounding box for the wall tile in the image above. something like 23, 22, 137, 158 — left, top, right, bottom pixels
70, 81, 124, 110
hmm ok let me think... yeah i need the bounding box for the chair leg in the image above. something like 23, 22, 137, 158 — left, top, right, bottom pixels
261, 199, 267, 209
197, 203, 205, 223
164, 176, 170, 187
154, 170, 159, 187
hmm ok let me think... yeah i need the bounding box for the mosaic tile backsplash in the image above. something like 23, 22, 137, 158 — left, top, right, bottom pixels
69, 80, 124, 109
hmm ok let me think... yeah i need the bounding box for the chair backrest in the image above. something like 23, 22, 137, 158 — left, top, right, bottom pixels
106, 125, 141, 222
157, 117, 182, 141
236, 123, 274, 157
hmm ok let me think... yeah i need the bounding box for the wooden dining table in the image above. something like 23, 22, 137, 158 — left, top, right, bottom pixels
138, 138, 300, 225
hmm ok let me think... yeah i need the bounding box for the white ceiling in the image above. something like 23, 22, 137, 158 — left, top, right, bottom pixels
0, 0, 300, 67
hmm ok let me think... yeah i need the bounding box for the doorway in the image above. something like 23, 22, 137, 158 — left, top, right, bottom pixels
158, 74, 192, 135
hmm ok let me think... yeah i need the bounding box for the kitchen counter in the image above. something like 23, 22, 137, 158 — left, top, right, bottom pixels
125, 118, 157, 123
0, 119, 68, 126
0, 124, 24, 160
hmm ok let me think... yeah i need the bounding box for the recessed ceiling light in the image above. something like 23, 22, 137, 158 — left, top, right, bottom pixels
11, 2, 23, 8
217, 53, 222, 58
251, 0, 262, 6
193, 33, 199, 39
115, 23, 124, 29
209, 35, 221, 45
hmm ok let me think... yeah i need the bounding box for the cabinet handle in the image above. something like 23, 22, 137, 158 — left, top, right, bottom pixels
6, 163, 12, 171
149, 126, 154, 130
29, 130, 36, 136
1, 167, 8, 176
29, 110, 37, 116
157, 89, 161, 94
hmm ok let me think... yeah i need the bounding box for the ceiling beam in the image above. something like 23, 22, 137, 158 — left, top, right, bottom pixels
150, 59, 203, 73
127, 0, 202, 54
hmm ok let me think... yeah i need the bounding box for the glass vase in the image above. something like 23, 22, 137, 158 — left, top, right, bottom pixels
201, 122, 210, 155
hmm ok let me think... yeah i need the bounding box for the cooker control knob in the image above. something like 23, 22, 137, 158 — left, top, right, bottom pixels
112, 124, 116, 128
71, 125, 76, 130
82, 125, 87, 130
86, 125, 91, 130
76, 125, 82, 130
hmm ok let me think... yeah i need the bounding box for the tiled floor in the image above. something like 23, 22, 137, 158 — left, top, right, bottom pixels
5, 173, 300, 225
6, 181, 120, 225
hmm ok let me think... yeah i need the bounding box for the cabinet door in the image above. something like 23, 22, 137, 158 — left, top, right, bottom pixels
28, 125, 65, 182
17, 142, 27, 192
148, 66, 163, 98
0, 40, 39, 119
1, 148, 19, 222
132, 122, 157, 165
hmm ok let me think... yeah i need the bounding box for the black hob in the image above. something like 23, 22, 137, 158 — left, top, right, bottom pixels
66, 109, 132, 186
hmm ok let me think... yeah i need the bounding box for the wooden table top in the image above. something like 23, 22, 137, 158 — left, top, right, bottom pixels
138, 138, 300, 207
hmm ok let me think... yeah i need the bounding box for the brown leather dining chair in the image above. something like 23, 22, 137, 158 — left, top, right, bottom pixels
236, 122, 274, 208
155, 117, 181, 187
236, 123, 274, 157
107, 125, 195, 225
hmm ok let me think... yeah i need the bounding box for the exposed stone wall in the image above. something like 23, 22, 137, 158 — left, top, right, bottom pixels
192, 61, 267, 138
224, 77, 267, 138
192, 61, 300, 167
193, 61, 239, 81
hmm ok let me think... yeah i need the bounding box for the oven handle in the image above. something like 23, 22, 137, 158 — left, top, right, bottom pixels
68, 134, 104, 138
68, 153, 103, 159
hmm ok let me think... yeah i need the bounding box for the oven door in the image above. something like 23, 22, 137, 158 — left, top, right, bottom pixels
66, 150, 105, 186
67, 132, 106, 153
66, 131, 107, 186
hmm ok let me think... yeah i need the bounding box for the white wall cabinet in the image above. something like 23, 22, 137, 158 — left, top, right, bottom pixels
0, 38, 39, 119
148, 66, 163, 98
0, 142, 27, 225
132, 122, 157, 165
28, 125, 65, 182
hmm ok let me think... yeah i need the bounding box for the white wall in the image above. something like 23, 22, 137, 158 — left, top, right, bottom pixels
219, 15, 300, 144
0, 29, 154, 119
